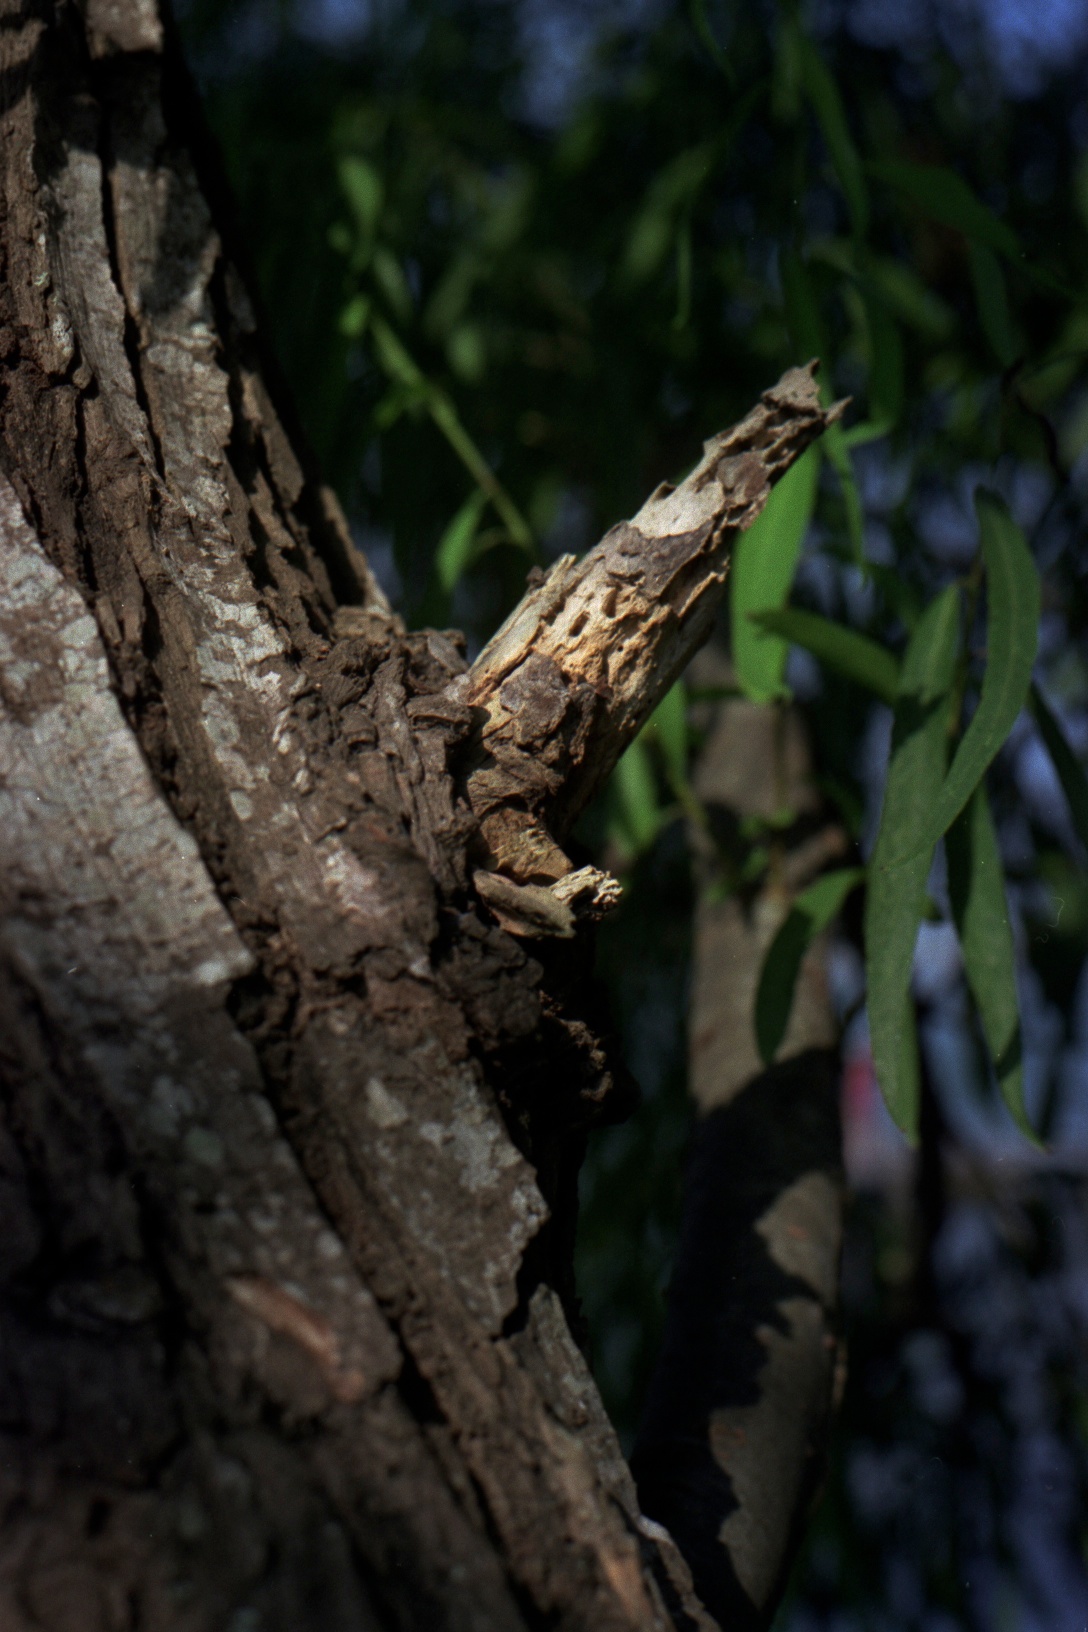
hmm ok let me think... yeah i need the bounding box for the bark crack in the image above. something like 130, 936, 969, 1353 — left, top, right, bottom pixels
95, 91, 168, 484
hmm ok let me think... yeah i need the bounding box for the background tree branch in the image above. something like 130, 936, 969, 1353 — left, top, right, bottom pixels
633, 687, 846, 1630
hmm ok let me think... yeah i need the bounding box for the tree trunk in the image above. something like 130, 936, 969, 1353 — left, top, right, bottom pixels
0, 5, 841, 1627
634, 684, 846, 1629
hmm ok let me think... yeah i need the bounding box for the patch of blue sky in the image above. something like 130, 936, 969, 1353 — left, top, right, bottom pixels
848, 0, 1088, 98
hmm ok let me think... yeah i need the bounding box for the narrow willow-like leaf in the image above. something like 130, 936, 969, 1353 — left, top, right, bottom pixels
338, 292, 371, 339
870, 160, 1021, 261
865, 585, 961, 1134
731, 444, 821, 702
781, 249, 830, 368
369, 315, 425, 389
370, 317, 534, 549
946, 785, 1030, 1135
867, 563, 924, 630
1030, 682, 1088, 855
371, 245, 414, 324
969, 243, 1018, 368
780, 257, 864, 566
751, 608, 900, 704
428, 395, 534, 550
611, 735, 661, 856
799, 38, 869, 239
772, 6, 803, 122
841, 420, 887, 450
435, 488, 489, 592
866, 255, 956, 341
862, 285, 904, 429
689, 0, 735, 81
621, 86, 764, 284
756, 867, 865, 1064
623, 145, 715, 283
648, 680, 689, 790
338, 155, 384, 238
922, 491, 1039, 848
823, 419, 866, 565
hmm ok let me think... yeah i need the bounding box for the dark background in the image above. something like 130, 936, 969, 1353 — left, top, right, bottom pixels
172, 2, 1088, 1625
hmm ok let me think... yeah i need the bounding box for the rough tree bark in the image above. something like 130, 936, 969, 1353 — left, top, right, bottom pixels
0, 5, 843, 1628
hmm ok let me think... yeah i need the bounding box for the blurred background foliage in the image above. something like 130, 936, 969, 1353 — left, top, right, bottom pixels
176, 0, 1088, 1624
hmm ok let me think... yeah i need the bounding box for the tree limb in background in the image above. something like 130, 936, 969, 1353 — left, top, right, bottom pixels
0, 2, 840, 1624
633, 687, 846, 1631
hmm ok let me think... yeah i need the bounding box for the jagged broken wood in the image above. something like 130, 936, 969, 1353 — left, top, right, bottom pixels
458, 365, 845, 933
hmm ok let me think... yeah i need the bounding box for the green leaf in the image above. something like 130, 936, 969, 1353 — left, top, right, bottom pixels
921, 491, 1040, 848
339, 293, 371, 339
424, 254, 478, 340
435, 488, 489, 593
328, 220, 353, 258
612, 735, 661, 855
369, 315, 425, 390
751, 608, 900, 704
781, 254, 862, 546
1029, 682, 1088, 856
946, 785, 1030, 1135
428, 393, 534, 550
673, 213, 693, 330
862, 285, 904, 429
648, 680, 689, 790
338, 156, 384, 238
756, 867, 865, 1064
623, 84, 761, 288
476, 168, 535, 256
688, 0, 735, 82
823, 419, 865, 566
841, 420, 888, 450
371, 245, 414, 324
865, 585, 962, 1134
865, 256, 956, 341
870, 159, 1021, 261
446, 322, 487, 383
372, 382, 428, 430
969, 243, 1018, 368
781, 250, 830, 373
623, 145, 716, 284
773, 6, 803, 122
369, 317, 534, 551
798, 39, 869, 239
731, 444, 821, 702
867, 563, 924, 631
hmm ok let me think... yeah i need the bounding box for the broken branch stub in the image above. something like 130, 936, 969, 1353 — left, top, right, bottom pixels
455, 363, 846, 928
